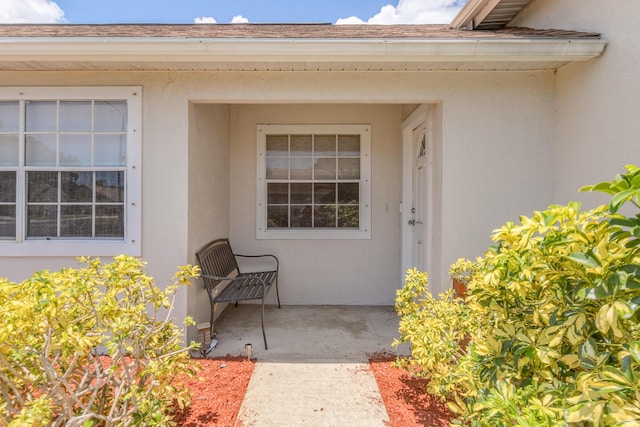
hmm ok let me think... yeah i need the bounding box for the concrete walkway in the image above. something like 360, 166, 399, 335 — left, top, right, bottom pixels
205, 305, 408, 426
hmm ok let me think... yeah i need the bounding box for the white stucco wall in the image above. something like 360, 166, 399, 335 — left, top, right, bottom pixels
0, 69, 556, 315
513, 0, 640, 207
187, 103, 231, 340
228, 104, 404, 305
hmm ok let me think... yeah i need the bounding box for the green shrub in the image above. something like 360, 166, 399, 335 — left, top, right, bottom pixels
393, 165, 640, 426
0, 255, 200, 426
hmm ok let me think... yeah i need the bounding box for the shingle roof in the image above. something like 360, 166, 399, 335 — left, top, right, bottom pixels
0, 24, 600, 39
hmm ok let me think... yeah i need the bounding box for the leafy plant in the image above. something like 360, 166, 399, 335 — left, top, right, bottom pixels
448, 258, 475, 281
392, 269, 482, 398
394, 165, 640, 426
0, 255, 201, 426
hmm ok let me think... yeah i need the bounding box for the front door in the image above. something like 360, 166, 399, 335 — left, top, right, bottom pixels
410, 126, 428, 271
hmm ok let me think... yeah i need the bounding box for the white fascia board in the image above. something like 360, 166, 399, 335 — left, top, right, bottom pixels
0, 37, 606, 65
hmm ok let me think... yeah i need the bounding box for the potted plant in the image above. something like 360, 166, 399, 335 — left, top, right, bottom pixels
448, 258, 474, 300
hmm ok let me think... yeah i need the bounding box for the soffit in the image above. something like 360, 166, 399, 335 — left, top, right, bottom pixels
452, 0, 532, 30
0, 24, 604, 72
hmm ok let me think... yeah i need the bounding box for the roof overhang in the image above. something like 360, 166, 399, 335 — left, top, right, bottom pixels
452, 0, 533, 30
0, 36, 605, 72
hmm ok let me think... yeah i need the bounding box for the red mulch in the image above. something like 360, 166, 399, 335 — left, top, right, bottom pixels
172, 356, 255, 427
369, 353, 455, 426
172, 354, 454, 426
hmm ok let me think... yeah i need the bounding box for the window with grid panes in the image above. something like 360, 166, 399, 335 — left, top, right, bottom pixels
256, 124, 371, 239
0, 87, 141, 256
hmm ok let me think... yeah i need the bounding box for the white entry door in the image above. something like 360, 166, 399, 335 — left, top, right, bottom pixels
401, 104, 434, 280
410, 126, 428, 271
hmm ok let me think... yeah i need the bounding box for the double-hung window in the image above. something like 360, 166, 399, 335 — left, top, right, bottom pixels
256, 124, 371, 239
0, 87, 141, 256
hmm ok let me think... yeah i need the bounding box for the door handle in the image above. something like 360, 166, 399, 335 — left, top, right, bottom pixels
408, 219, 416, 226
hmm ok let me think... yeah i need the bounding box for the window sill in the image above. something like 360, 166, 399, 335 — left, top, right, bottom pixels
0, 240, 141, 257
257, 229, 370, 240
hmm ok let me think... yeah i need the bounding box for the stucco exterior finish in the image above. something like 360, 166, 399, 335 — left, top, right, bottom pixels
0, 69, 556, 342
514, 0, 639, 207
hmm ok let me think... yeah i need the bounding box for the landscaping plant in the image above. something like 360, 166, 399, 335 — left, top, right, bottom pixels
393, 165, 640, 426
0, 255, 201, 426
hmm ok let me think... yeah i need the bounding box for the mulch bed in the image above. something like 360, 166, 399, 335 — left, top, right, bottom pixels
172, 356, 255, 427
369, 353, 454, 426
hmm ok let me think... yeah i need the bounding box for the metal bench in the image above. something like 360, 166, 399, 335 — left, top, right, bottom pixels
196, 238, 281, 350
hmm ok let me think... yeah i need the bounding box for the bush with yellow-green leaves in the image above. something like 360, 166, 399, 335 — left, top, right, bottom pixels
0, 255, 200, 426
393, 165, 640, 426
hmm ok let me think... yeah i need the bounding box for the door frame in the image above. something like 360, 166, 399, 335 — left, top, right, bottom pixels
401, 104, 439, 283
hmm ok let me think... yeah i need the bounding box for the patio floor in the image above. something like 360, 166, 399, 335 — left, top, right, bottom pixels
206, 304, 409, 362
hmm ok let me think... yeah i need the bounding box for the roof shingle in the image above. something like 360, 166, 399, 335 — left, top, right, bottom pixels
0, 24, 600, 39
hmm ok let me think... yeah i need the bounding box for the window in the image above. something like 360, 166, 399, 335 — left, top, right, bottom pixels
0, 87, 141, 256
256, 124, 371, 239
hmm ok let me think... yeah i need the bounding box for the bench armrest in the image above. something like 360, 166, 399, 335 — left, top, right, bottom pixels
234, 253, 279, 273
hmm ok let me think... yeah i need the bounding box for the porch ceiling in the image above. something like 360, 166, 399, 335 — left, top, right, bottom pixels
0, 24, 605, 72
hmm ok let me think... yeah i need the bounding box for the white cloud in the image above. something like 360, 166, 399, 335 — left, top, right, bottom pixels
231, 15, 249, 24
195, 16, 217, 24
0, 0, 65, 23
195, 15, 250, 24
336, 0, 466, 25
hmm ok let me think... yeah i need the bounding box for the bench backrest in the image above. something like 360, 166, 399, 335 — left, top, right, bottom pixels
196, 239, 239, 288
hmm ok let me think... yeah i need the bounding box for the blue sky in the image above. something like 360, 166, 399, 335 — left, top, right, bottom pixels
0, 0, 468, 25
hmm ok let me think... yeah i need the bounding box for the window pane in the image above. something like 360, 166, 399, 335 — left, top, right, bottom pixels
266, 157, 288, 179
0, 205, 16, 239
61, 172, 93, 203
94, 134, 126, 166
28, 171, 58, 202
0, 101, 19, 132
338, 158, 360, 180
314, 205, 336, 228
267, 206, 288, 228
266, 135, 288, 156
290, 135, 312, 156
0, 134, 19, 166
338, 183, 359, 204
314, 183, 335, 204
338, 135, 360, 156
94, 101, 127, 132
314, 135, 336, 156
96, 205, 124, 237
26, 101, 57, 132
291, 183, 311, 204
267, 183, 288, 204
96, 171, 124, 202
0, 171, 16, 202
338, 205, 359, 228
26, 134, 57, 166
60, 205, 92, 237
291, 205, 312, 227
314, 158, 336, 180
59, 101, 91, 132
290, 158, 312, 180
27, 205, 57, 237
60, 134, 92, 166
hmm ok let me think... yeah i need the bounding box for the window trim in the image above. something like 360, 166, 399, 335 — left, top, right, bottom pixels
0, 86, 141, 257
256, 124, 371, 240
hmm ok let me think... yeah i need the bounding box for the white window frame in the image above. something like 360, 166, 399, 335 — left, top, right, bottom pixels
256, 124, 371, 240
0, 86, 142, 257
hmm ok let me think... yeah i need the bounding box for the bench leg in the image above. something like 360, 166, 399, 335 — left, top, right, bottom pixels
261, 295, 268, 350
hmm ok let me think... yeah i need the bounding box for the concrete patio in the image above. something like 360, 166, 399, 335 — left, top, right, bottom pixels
206, 304, 409, 362
203, 305, 410, 426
